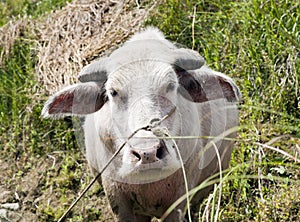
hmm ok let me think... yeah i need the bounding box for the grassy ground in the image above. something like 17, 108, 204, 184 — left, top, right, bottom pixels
0, 0, 299, 221
0, 1, 107, 221
146, 0, 299, 221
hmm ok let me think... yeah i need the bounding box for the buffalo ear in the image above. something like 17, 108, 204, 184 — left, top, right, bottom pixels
42, 82, 107, 119
177, 67, 241, 103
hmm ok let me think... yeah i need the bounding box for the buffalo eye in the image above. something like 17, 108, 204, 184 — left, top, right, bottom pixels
110, 89, 118, 97
166, 82, 175, 93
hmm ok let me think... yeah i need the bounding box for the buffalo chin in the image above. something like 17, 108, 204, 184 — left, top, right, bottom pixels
117, 158, 181, 184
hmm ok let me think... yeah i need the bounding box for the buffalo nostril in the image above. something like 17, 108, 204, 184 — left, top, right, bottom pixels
131, 150, 141, 161
156, 146, 164, 159
156, 141, 167, 160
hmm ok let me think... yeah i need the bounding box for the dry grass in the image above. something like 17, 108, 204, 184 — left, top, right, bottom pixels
35, 0, 157, 94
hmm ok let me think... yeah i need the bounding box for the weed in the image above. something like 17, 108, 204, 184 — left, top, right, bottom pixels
0, 0, 71, 26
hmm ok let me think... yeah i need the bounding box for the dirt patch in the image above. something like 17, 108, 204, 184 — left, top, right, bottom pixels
0, 157, 43, 222
0, 151, 115, 221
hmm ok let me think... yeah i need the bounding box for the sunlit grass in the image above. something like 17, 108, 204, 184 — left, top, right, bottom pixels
1, 0, 299, 221
147, 0, 300, 221
0, 0, 71, 26
0, 0, 88, 221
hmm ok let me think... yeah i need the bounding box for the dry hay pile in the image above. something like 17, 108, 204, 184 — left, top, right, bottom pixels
36, 0, 157, 94
0, 0, 157, 94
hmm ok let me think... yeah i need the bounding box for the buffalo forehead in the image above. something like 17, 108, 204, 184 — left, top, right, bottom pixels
107, 60, 176, 90
108, 40, 176, 69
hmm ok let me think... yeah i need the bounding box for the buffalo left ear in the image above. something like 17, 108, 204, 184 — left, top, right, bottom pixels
42, 82, 107, 119
177, 67, 241, 103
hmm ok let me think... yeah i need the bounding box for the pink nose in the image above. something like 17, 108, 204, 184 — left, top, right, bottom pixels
130, 141, 167, 164
131, 148, 158, 164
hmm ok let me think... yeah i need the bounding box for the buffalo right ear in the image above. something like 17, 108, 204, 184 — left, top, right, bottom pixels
177, 68, 241, 103
42, 82, 107, 119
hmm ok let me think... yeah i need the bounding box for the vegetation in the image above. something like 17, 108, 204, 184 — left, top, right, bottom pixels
147, 0, 299, 221
0, 0, 299, 221
0, 0, 71, 25
0, 0, 104, 221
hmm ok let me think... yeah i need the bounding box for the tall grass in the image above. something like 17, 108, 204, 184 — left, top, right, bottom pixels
147, 0, 299, 221
0, 1, 94, 221
0, 1, 76, 157
0, 0, 71, 26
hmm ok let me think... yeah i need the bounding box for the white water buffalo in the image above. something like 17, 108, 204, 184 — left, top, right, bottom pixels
42, 27, 241, 221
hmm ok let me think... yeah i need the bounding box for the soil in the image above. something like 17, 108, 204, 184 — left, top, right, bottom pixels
0, 152, 114, 221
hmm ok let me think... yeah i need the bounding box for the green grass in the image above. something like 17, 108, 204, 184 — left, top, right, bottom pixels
0, 0, 75, 157
147, 0, 299, 221
0, 0, 299, 221
0, 1, 100, 221
0, 0, 71, 26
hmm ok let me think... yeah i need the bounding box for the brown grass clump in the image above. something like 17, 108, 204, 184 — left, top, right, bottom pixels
0, 0, 157, 93
0, 16, 33, 66
35, 0, 157, 94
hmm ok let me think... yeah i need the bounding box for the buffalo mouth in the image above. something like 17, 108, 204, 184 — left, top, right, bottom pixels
118, 158, 180, 184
